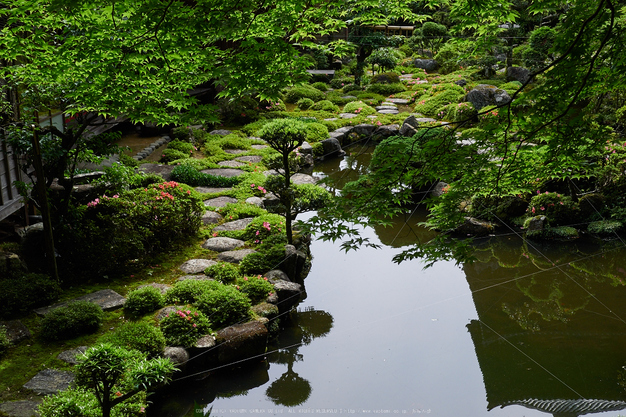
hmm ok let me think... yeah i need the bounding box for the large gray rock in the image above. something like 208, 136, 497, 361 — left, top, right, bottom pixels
266, 269, 291, 283
235, 155, 263, 163
202, 210, 224, 225
465, 84, 511, 111
338, 113, 359, 119
215, 321, 268, 365
400, 115, 422, 136
320, 138, 345, 159
352, 124, 376, 136
57, 346, 88, 365
208, 129, 232, 136
34, 289, 125, 316
373, 124, 400, 139
299, 142, 313, 155
138, 283, 171, 294
272, 280, 303, 313
218, 160, 245, 168
217, 249, 257, 264
245, 197, 264, 208
204, 196, 238, 208
195, 187, 232, 194
23, 369, 74, 395
290, 173, 316, 185
179, 259, 217, 274
202, 237, 245, 252
526, 215, 547, 233
138, 164, 175, 181
0, 401, 41, 417
413, 59, 439, 72
200, 168, 244, 178
163, 347, 189, 370
0, 320, 31, 344
506, 66, 531, 84
282, 244, 307, 281
454, 217, 495, 237
329, 126, 354, 143
431, 181, 450, 198
213, 218, 254, 232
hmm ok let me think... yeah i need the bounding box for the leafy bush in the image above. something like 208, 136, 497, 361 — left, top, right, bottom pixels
355, 92, 386, 106
310, 100, 339, 112
0, 325, 10, 358
39, 301, 104, 341
329, 76, 353, 89
57, 182, 204, 278
100, 321, 166, 357
303, 122, 330, 143
297, 98, 315, 110
205, 262, 242, 283
123, 286, 165, 318
160, 148, 189, 163
160, 306, 212, 347
236, 275, 274, 304
171, 126, 192, 142
434, 40, 474, 74
441, 102, 477, 122
0, 273, 61, 318
214, 133, 252, 150
367, 48, 398, 72
217, 202, 268, 221
342, 84, 362, 93
38, 387, 104, 417
413, 88, 465, 117
239, 245, 286, 275
343, 101, 377, 115
170, 164, 241, 187
167, 140, 194, 154
118, 152, 139, 168
526, 192, 579, 226
365, 82, 406, 96
311, 82, 329, 92
284, 85, 325, 103
93, 163, 146, 194
164, 279, 223, 305
312, 142, 324, 158
195, 285, 251, 328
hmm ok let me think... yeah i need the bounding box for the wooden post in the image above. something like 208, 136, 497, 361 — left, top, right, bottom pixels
31, 126, 59, 282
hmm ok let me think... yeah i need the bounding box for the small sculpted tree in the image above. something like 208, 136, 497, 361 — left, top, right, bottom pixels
46, 343, 176, 417
258, 119, 309, 244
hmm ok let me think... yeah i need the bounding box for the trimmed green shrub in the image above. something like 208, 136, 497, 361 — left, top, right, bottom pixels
441, 102, 477, 122
310, 100, 339, 112
330, 76, 353, 89
239, 245, 286, 275
413, 88, 465, 117
304, 122, 330, 143
214, 133, 252, 150
355, 92, 386, 106
284, 85, 325, 103
39, 301, 104, 341
171, 164, 241, 187
343, 101, 377, 116
160, 306, 212, 347
365, 83, 406, 96
312, 142, 324, 158
526, 192, 579, 226
0, 273, 61, 318
195, 285, 251, 328
160, 148, 189, 163
217, 203, 268, 221
371, 72, 401, 84
342, 84, 362, 93
124, 286, 165, 318
311, 82, 329, 92
0, 325, 10, 357
100, 321, 166, 357
205, 262, 242, 283
164, 279, 223, 305
236, 275, 274, 304
167, 140, 194, 154
297, 98, 315, 110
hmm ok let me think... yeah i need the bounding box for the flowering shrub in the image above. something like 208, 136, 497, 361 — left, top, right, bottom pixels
527, 192, 579, 226
57, 181, 204, 278
343, 101, 376, 116
478, 105, 501, 123
205, 262, 242, 283
195, 285, 251, 328
160, 307, 212, 347
236, 275, 274, 304
123, 286, 165, 318
243, 214, 286, 243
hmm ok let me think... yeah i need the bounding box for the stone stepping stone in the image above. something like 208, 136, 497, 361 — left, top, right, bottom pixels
235, 155, 263, 163
57, 346, 88, 365
0, 401, 42, 417
176, 275, 214, 282
380, 102, 398, 106
245, 197, 264, 208
291, 173, 317, 185
224, 149, 246, 154
342, 95, 358, 99
195, 187, 232, 194
339, 113, 359, 119
138, 164, 175, 181
386, 98, 410, 104
218, 160, 246, 168
213, 218, 254, 232
415, 117, 437, 123
376, 105, 398, 111
366, 115, 378, 119
202, 210, 224, 225
136, 283, 171, 296
34, 289, 125, 317
202, 237, 245, 252
204, 196, 238, 208
0, 320, 31, 344
179, 259, 217, 274
251, 144, 268, 150
324, 118, 339, 121
209, 129, 232, 136
378, 109, 399, 114
200, 168, 244, 178
217, 249, 257, 264
23, 369, 75, 395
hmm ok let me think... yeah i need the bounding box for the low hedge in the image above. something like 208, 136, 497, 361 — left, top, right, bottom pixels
0, 273, 61, 319
123, 286, 165, 318
99, 321, 166, 357
195, 284, 251, 328
39, 301, 104, 341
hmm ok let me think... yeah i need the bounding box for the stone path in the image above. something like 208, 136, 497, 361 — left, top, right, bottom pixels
204, 196, 238, 208
34, 289, 125, 316
200, 168, 245, 177
202, 237, 245, 252
179, 259, 217, 274
57, 346, 88, 365
23, 369, 74, 396
0, 401, 41, 417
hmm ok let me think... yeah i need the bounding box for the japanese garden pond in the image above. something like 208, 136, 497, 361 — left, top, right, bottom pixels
150, 139, 626, 417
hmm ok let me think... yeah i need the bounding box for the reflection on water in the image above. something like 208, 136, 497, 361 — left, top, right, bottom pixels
151, 147, 626, 417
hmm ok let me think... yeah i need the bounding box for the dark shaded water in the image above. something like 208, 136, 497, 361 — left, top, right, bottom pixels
152, 140, 626, 417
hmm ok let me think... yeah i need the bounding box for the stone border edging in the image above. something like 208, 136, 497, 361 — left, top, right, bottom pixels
132, 135, 173, 161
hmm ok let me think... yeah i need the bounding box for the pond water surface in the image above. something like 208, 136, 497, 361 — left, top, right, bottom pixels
151, 139, 626, 417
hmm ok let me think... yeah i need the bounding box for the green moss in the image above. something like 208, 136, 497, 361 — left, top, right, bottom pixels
588, 220, 623, 236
